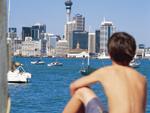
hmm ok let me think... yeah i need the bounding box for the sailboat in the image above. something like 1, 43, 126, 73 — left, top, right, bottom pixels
80, 54, 96, 75
129, 59, 140, 68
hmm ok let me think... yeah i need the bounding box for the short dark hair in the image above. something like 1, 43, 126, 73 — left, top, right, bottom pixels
107, 32, 136, 66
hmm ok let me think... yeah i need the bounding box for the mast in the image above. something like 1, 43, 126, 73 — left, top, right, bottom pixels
87, 26, 91, 66
0, 0, 9, 112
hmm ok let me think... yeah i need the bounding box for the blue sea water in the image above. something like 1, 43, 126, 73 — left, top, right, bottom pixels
9, 57, 150, 113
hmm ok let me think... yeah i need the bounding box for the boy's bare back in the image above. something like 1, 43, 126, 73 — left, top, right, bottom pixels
97, 65, 147, 113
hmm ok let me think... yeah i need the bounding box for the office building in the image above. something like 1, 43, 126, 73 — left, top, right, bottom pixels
64, 14, 85, 49
64, 21, 76, 49
72, 31, 88, 50
100, 19, 116, 54
22, 37, 41, 56
95, 30, 100, 53
88, 33, 95, 53
8, 27, 17, 40
55, 40, 69, 57
72, 14, 85, 31
22, 27, 32, 41
31, 23, 46, 41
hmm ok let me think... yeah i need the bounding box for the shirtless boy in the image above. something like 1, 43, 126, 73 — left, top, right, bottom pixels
63, 32, 147, 113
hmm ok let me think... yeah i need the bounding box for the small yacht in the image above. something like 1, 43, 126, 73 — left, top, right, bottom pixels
7, 66, 31, 83
31, 59, 45, 65
129, 59, 140, 68
47, 62, 63, 67
97, 52, 110, 59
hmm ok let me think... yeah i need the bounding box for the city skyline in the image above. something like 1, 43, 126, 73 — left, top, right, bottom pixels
9, 0, 150, 46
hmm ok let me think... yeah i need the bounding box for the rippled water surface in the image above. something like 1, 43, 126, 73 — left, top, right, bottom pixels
9, 57, 150, 113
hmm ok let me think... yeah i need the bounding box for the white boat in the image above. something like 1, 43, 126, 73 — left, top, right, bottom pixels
7, 66, 31, 83
97, 52, 110, 59
31, 59, 45, 65
129, 60, 140, 68
47, 62, 63, 67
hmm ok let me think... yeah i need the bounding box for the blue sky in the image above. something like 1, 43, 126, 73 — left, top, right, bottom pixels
9, 0, 150, 46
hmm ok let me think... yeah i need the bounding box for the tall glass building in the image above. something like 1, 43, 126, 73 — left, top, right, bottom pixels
22, 27, 32, 41
95, 30, 100, 53
72, 31, 88, 49
100, 19, 116, 54
31, 23, 46, 41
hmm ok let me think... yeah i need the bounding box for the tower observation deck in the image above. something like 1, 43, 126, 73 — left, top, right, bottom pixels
65, 0, 73, 22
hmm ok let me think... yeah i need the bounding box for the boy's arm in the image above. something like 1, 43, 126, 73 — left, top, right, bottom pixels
70, 68, 105, 95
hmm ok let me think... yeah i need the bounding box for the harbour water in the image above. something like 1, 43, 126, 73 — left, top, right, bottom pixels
9, 57, 150, 113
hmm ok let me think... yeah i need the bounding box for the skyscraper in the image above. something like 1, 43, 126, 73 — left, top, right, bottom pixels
73, 14, 85, 31
65, 0, 73, 22
100, 19, 116, 54
95, 30, 100, 53
8, 27, 17, 40
64, 14, 86, 49
31, 23, 46, 41
88, 33, 96, 53
22, 27, 32, 41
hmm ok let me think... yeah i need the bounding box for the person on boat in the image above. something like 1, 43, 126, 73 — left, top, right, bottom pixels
62, 32, 147, 113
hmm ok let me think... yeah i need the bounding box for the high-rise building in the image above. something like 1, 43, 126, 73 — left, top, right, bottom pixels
65, 0, 73, 22
72, 31, 88, 50
31, 23, 46, 41
95, 30, 100, 53
73, 14, 85, 31
64, 14, 86, 49
22, 27, 32, 41
8, 27, 17, 40
88, 33, 95, 53
100, 19, 116, 54
64, 21, 76, 49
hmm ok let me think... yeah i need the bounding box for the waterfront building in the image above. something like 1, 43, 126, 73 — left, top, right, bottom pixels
100, 19, 116, 55
31, 23, 46, 41
67, 51, 88, 58
88, 33, 96, 53
72, 31, 88, 50
22, 27, 32, 41
22, 37, 41, 56
55, 40, 69, 57
95, 30, 100, 53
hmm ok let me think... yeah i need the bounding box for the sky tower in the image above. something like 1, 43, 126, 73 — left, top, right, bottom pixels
65, 0, 73, 22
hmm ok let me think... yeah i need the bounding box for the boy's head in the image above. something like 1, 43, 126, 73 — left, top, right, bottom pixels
108, 32, 136, 66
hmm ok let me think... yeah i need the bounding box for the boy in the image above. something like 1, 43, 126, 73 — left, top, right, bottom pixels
63, 32, 147, 113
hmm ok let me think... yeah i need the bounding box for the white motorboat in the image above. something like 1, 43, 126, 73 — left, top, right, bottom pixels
31, 59, 45, 65
47, 62, 63, 67
7, 66, 31, 83
97, 52, 110, 59
129, 60, 140, 68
